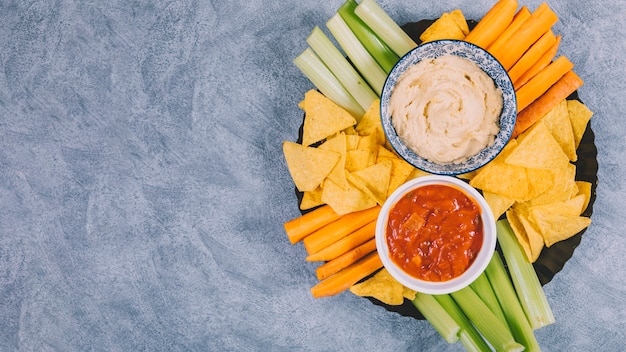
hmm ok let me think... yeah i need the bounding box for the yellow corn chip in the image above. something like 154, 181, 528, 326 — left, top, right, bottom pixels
356, 99, 385, 145
346, 149, 373, 172
505, 121, 570, 170
350, 268, 405, 305
506, 208, 534, 262
420, 12, 465, 43
575, 181, 593, 214
300, 186, 324, 210
516, 209, 546, 262
542, 100, 577, 161
321, 178, 377, 215
299, 90, 357, 146
350, 159, 392, 205
449, 9, 469, 35
283, 141, 339, 192
531, 211, 591, 247
483, 191, 515, 220
567, 100, 593, 149
319, 132, 349, 189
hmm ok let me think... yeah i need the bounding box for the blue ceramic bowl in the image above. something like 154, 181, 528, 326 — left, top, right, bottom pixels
380, 40, 517, 175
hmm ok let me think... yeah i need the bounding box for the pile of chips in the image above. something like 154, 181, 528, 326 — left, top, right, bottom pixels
283, 90, 422, 216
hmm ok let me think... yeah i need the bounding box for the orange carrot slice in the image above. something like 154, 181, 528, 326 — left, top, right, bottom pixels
315, 238, 377, 280
310, 252, 383, 298
306, 220, 376, 262
303, 206, 380, 255
516, 56, 574, 112
284, 205, 341, 244
512, 70, 583, 138
494, 2, 558, 70
508, 30, 557, 88
487, 6, 531, 56
464, 0, 519, 49
513, 35, 562, 89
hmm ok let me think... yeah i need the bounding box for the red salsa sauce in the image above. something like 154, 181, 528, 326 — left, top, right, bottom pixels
386, 184, 483, 282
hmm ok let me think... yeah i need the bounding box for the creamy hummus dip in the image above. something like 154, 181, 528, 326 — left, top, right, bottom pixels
389, 55, 503, 164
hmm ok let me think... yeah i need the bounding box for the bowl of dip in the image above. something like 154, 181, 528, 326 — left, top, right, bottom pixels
380, 40, 517, 175
375, 175, 496, 294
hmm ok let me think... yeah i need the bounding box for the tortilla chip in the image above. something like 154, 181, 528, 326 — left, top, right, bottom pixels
575, 181, 593, 214
567, 100, 593, 149
505, 121, 570, 170
516, 209, 546, 262
526, 163, 577, 207
299, 90, 357, 146
386, 158, 415, 197
345, 149, 373, 172
350, 159, 392, 205
506, 208, 534, 262
531, 211, 591, 247
319, 132, 349, 189
350, 268, 405, 305
283, 141, 340, 192
420, 12, 466, 43
402, 286, 417, 301
449, 9, 469, 35
321, 178, 377, 215
483, 191, 515, 220
300, 186, 324, 210
355, 99, 385, 145
542, 100, 577, 161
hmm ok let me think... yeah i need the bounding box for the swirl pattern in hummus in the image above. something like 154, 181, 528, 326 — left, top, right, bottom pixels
389, 55, 503, 164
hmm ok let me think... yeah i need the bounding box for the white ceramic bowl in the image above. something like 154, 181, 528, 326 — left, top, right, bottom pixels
380, 40, 517, 175
375, 175, 496, 294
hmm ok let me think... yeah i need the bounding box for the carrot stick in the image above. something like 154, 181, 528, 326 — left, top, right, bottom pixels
284, 205, 341, 244
303, 206, 380, 255
513, 35, 562, 89
306, 220, 376, 262
516, 56, 574, 112
464, 0, 518, 49
487, 6, 531, 56
310, 252, 383, 298
493, 2, 558, 70
315, 238, 377, 280
508, 30, 557, 88
512, 70, 583, 138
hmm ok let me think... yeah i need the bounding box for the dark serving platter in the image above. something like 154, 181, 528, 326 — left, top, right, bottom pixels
296, 19, 598, 320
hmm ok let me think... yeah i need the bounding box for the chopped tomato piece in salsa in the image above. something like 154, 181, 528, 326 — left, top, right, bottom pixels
386, 184, 483, 282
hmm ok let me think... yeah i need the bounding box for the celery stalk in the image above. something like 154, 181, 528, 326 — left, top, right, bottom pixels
293, 47, 365, 118
485, 253, 541, 352
355, 0, 417, 57
470, 272, 509, 329
411, 292, 460, 344
327, 13, 387, 95
450, 286, 525, 352
306, 26, 378, 113
497, 219, 556, 330
433, 294, 492, 352
337, 0, 399, 73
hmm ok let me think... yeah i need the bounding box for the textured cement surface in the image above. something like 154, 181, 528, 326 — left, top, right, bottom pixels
1, 0, 625, 351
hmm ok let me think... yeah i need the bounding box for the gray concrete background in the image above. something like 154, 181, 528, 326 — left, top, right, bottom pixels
0, 0, 624, 351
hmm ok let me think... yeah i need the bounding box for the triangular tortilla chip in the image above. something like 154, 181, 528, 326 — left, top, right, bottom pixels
319, 132, 349, 189
449, 9, 469, 35
542, 100, 577, 161
531, 211, 591, 247
517, 211, 546, 262
350, 268, 404, 305
506, 208, 534, 262
483, 191, 515, 220
567, 100, 593, 149
299, 90, 357, 146
420, 12, 465, 43
575, 181, 592, 214
350, 160, 392, 205
345, 149, 372, 172
283, 141, 339, 192
356, 99, 385, 145
300, 186, 324, 210
321, 178, 377, 215
526, 163, 577, 207
505, 121, 570, 170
